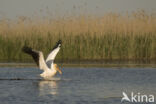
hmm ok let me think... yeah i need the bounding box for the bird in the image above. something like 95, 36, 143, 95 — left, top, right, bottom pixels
22, 40, 62, 79
121, 92, 130, 102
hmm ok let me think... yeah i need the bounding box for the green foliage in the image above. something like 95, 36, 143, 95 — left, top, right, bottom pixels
0, 11, 156, 63
0, 33, 155, 63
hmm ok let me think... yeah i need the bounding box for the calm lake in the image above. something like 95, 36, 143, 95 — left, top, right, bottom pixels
0, 66, 156, 104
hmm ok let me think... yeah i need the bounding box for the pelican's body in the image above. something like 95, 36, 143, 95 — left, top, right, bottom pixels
22, 40, 62, 79
40, 69, 57, 78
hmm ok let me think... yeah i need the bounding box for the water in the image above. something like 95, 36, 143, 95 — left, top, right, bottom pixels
0, 67, 156, 104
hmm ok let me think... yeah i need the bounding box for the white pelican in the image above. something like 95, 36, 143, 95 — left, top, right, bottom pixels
22, 40, 62, 79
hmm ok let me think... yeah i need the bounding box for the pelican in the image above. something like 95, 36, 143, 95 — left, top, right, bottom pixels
22, 40, 62, 79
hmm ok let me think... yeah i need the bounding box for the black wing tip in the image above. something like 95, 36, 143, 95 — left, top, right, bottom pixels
56, 39, 62, 47
57, 39, 62, 45
51, 40, 62, 50
22, 46, 39, 66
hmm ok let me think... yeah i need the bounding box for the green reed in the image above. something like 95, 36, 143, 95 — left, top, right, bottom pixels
0, 32, 155, 63
0, 11, 155, 63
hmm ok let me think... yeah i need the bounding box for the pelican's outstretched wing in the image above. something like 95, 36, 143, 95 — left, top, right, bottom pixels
22, 46, 48, 71
46, 40, 62, 69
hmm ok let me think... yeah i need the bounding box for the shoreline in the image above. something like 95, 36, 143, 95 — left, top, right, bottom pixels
0, 62, 155, 68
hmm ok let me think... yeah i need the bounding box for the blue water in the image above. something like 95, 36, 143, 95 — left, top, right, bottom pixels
0, 67, 156, 104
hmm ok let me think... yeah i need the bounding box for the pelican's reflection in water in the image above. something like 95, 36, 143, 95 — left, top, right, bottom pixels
38, 79, 59, 96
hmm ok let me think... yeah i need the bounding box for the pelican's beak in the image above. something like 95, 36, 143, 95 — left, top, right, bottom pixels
56, 67, 62, 74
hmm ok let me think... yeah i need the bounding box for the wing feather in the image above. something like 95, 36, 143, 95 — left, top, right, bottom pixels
46, 40, 62, 68
22, 46, 39, 66
22, 46, 48, 71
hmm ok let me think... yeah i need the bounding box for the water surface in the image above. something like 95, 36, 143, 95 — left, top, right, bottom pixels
0, 67, 156, 104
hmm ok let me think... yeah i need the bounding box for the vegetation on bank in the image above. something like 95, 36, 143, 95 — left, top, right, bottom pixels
0, 10, 156, 63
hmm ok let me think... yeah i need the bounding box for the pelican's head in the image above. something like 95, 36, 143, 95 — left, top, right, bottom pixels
54, 64, 62, 74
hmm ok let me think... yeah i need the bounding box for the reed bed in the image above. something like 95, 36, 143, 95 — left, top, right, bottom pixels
0, 10, 156, 63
